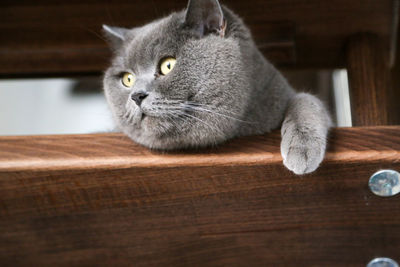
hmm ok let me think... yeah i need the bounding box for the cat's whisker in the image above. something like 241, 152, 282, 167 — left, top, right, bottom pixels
127, 111, 133, 123
123, 103, 130, 118
154, 99, 185, 105
127, 108, 135, 123
165, 111, 188, 128
150, 103, 185, 113
162, 106, 200, 122
162, 110, 184, 130
151, 102, 251, 128
186, 101, 243, 114
172, 109, 224, 135
185, 101, 245, 117
182, 103, 256, 124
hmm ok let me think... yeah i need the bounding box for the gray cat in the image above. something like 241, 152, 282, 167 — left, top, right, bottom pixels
102, 0, 332, 174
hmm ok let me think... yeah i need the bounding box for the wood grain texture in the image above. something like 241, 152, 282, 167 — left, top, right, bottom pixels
1, 126, 400, 266
346, 34, 391, 126
0, 0, 397, 76
390, 7, 400, 124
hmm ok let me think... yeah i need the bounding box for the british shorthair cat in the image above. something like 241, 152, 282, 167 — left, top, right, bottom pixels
102, 0, 332, 174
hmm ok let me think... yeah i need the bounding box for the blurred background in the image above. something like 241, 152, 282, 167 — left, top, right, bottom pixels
0, 70, 350, 135
0, 77, 114, 135
1, 0, 398, 135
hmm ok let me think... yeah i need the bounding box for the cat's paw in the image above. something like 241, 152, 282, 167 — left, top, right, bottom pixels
281, 132, 325, 175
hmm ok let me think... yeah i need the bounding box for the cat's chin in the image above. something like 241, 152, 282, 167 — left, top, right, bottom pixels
119, 112, 238, 150
122, 121, 225, 151
119, 118, 180, 150
125, 130, 187, 151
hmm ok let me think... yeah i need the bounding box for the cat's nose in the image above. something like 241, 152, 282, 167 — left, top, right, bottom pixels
131, 91, 148, 106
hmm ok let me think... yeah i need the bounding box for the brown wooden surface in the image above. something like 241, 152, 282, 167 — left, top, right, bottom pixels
0, 0, 398, 76
391, 7, 400, 124
1, 126, 400, 266
346, 34, 391, 126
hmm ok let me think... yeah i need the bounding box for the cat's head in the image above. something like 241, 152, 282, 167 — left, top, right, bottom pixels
103, 0, 253, 149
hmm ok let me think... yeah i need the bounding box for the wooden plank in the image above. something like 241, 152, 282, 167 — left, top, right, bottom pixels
346, 34, 391, 126
0, 0, 397, 76
0, 126, 400, 266
390, 7, 400, 124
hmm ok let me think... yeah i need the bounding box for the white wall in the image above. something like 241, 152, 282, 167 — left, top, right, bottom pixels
0, 78, 115, 135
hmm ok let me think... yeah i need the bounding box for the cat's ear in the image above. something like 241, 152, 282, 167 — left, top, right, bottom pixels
184, 0, 226, 38
102, 24, 129, 50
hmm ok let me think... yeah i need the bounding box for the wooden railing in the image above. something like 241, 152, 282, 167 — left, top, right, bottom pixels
0, 0, 396, 76
1, 127, 400, 265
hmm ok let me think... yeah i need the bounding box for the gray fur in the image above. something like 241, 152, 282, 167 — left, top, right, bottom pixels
102, 0, 332, 174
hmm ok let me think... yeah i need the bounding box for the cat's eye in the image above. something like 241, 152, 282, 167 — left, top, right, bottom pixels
121, 72, 135, 88
159, 57, 176, 75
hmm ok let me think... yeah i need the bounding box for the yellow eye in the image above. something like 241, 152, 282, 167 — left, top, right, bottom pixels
121, 72, 135, 88
160, 57, 176, 75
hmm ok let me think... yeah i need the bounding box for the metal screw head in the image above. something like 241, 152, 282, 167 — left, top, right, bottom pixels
367, 257, 399, 267
369, 170, 400, 197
